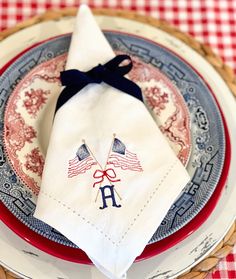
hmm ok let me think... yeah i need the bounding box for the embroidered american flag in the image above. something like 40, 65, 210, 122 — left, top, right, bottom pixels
107, 138, 143, 172
68, 144, 97, 178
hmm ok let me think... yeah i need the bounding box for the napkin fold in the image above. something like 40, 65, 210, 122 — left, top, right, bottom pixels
34, 5, 190, 279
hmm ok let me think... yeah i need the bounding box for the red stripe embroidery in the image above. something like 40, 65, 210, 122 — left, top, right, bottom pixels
107, 149, 143, 172
68, 156, 97, 178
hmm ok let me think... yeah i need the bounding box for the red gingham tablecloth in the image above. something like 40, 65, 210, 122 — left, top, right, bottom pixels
0, 1, 235, 278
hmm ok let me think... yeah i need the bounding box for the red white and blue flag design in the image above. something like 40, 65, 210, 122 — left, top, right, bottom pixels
68, 144, 97, 178
107, 138, 143, 172
68, 138, 142, 179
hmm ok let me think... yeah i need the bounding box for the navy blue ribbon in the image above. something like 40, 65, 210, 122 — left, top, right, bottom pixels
55, 55, 143, 113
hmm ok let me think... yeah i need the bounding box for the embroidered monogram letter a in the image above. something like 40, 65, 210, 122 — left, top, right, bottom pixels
99, 185, 121, 210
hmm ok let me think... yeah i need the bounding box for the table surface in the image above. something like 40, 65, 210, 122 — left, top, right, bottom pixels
0, 0, 236, 278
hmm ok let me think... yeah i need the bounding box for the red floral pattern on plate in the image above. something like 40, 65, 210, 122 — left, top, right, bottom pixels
128, 54, 191, 165
25, 147, 45, 177
3, 53, 191, 195
23, 89, 50, 118
5, 112, 36, 151
4, 91, 39, 193
144, 87, 169, 115
4, 54, 66, 194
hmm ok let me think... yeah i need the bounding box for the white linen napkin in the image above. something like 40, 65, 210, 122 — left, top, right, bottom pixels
34, 5, 190, 279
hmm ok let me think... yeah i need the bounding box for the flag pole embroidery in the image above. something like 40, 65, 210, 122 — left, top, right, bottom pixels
84, 134, 122, 204
68, 134, 143, 209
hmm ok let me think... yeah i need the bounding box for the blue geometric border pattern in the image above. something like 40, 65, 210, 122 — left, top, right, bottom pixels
0, 32, 225, 247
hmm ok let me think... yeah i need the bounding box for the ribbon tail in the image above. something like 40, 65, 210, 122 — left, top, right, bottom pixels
109, 178, 121, 183
55, 85, 81, 113
103, 73, 143, 102
93, 177, 104, 187
93, 181, 100, 188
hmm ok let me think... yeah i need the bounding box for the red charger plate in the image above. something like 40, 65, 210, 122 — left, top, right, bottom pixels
0, 33, 231, 264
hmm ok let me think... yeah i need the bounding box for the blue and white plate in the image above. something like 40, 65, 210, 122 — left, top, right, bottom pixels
0, 31, 226, 247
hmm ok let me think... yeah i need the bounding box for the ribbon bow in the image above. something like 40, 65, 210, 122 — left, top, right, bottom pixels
55, 55, 143, 113
93, 168, 121, 188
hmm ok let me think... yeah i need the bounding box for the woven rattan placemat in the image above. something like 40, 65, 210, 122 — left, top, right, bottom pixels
0, 8, 235, 279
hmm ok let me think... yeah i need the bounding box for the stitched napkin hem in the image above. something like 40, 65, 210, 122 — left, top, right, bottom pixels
34, 158, 189, 278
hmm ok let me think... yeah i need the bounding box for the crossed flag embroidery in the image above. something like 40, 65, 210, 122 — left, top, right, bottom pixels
68, 135, 143, 209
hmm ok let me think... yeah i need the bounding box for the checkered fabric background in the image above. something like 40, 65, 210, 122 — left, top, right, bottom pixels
0, 0, 236, 278
1, 0, 236, 73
